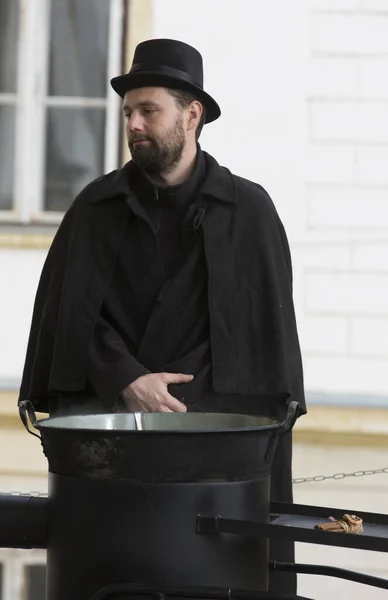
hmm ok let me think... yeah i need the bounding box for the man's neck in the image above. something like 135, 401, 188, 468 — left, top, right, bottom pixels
150, 143, 198, 187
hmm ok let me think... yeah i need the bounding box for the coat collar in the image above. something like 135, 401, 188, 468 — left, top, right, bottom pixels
200, 152, 237, 204
87, 151, 237, 205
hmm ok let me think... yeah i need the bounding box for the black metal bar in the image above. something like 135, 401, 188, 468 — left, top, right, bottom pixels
0, 495, 48, 549
90, 582, 313, 600
196, 515, 388, 553
270, 501, 388, 527
271, 561, 388, 590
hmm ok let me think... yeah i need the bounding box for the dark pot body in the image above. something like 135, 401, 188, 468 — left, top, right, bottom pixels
46, 474, 270, 600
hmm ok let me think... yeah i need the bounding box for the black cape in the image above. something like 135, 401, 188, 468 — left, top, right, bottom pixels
19, 152, 305, 415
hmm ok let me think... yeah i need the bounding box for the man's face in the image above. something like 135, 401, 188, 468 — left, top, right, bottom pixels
122, 87, 187, 175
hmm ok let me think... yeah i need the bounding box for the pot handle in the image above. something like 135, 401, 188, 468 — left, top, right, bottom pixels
264, 400, 300, 462
18, 400, 41, 440
282, 400, 300, 434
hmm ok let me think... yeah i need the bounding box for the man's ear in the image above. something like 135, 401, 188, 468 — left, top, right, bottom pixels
187, 101, 203, 133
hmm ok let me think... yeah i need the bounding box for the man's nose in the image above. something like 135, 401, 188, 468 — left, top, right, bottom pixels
128, 112, 144, 132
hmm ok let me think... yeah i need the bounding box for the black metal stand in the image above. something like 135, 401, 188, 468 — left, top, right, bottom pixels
271, 562, 388, 590
196, 500, 388, 592
0, 495, 48, 548
3, 494, 388, 597
196, 501, 388, 554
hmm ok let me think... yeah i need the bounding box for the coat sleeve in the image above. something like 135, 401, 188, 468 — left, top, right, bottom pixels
18, 205, 75, 411
88, 314, 151, 407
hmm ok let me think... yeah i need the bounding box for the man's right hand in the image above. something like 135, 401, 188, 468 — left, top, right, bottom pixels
121, 372, 193, 413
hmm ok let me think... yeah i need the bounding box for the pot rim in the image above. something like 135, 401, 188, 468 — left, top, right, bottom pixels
33, 412, 283, 434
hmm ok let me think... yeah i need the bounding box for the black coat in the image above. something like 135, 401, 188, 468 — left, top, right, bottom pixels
19, 152, 305, 415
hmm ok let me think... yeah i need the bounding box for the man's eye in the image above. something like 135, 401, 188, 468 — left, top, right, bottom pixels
124, 113, 131, 120
144, 109, 155, 115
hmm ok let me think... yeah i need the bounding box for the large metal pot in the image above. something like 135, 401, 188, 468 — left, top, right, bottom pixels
18, 401, 299, 600
19, 401, 299, 482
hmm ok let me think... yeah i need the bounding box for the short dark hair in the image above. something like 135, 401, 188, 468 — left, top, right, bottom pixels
167, 88, 206, 141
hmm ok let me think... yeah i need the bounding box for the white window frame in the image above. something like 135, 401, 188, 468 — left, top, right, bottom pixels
0, 548, 46, 600
0, 0, 124, 225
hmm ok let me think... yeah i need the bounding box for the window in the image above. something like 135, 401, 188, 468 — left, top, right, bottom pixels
0, 0, 125, 224
0, 550, 46, 600
24, 565, 46, 600
0, 0, 19, 213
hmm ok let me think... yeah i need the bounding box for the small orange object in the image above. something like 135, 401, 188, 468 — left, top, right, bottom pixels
315, 514, 363, 534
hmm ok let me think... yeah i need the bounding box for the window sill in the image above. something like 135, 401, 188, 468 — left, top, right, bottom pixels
0, 227, 57, 249
294, 404, 388, 446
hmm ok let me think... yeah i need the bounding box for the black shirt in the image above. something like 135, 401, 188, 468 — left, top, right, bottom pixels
87, 149, 212, 407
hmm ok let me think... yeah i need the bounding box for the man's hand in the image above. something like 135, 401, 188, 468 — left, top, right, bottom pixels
121, 372, 193, 413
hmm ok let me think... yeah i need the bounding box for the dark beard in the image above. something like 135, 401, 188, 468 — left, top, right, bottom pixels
129, 116, 185, 175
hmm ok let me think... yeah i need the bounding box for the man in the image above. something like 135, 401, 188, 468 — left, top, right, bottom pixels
19, 39, 305, 595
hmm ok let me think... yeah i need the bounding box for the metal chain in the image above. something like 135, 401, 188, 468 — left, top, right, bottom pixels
1, 467, 388, 495
293, 467, 388, 484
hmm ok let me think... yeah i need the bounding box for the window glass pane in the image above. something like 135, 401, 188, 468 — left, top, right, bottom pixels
0, 0, 19, 93
25, 565, 46, 600
48, 0, 110, 98
0, 105, 16, 210
44, 107, 106, 211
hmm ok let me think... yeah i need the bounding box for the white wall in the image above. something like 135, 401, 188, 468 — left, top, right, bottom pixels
299, 0, 388, 400
0, 249, 46, 384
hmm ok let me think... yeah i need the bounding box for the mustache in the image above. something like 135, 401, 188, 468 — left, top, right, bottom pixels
129, 135, 153, 143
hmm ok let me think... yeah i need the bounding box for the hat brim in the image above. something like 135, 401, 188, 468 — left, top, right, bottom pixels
110, 72, 221, 124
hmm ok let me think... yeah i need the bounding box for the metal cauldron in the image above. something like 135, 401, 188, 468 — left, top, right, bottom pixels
19, 402, 298, 481
18, 400, 299, 600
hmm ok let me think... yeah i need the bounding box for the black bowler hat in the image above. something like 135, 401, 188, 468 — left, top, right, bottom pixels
110, 38, 221, 124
